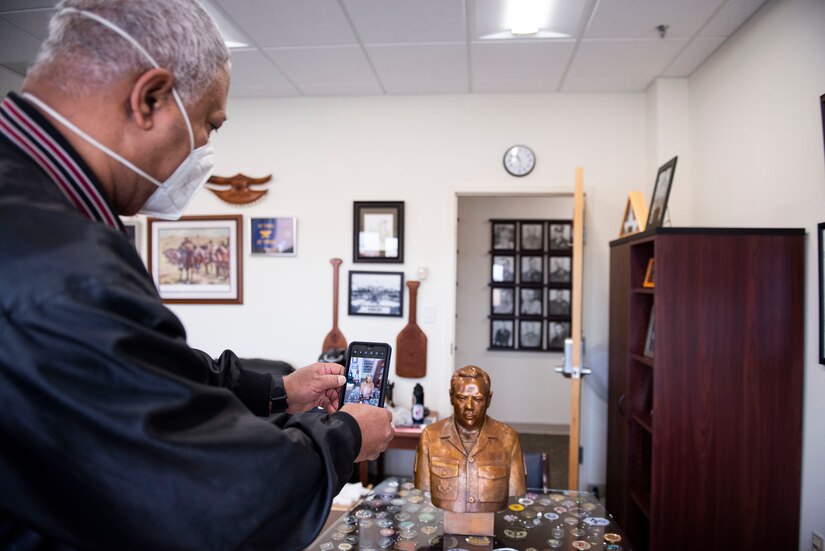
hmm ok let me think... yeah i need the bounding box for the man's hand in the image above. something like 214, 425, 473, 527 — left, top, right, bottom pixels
340, 403, 394, 462
283, 363, 346, 414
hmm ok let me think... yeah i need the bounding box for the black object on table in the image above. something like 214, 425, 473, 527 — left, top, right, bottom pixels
311, 477, 631, 550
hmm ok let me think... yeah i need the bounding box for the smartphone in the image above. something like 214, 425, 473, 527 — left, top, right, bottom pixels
339, 342, 392, 408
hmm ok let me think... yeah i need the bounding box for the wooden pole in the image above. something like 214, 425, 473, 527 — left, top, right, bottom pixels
568, 167, 585, 491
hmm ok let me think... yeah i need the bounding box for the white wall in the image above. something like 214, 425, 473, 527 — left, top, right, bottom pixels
456, 195, 574, 428
686, 0, 825, 547
0, 66, 23, 95
173, 92, 647, 491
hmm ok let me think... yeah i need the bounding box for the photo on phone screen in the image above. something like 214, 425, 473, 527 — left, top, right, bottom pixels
340, 342, 391, 408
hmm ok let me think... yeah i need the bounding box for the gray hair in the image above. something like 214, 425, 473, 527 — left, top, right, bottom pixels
26, 0, 230, 106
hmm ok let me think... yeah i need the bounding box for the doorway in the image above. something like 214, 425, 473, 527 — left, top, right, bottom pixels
455, 193, 573, 488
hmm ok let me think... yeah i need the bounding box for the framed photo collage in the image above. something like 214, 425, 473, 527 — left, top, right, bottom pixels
489, 219, 573, 351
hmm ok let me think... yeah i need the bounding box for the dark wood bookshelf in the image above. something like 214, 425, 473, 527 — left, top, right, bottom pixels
607, 228, 804, 551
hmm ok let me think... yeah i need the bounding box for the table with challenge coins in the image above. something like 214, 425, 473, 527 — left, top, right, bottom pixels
311, 478, 631, 551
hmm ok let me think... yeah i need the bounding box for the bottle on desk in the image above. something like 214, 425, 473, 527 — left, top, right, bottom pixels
412, 383, 424, 424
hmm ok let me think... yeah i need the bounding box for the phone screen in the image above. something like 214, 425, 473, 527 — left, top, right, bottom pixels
340, 342, 391, 408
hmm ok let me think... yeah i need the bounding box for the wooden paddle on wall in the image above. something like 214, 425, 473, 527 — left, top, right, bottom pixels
322, 258, 347, 353
396, 280, 427, 378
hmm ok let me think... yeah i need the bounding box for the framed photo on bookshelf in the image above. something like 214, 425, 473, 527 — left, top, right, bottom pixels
643, 258, 655, 288
644, 308, 655, 358
491, 254, 516, 283
490, 319, 515, 349
819, 222, 825, 365
519, 320, 543, 350
491, 287, 515, 315
646, 156, 678, 230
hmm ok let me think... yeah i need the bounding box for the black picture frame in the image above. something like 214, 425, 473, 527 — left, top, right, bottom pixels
547, 320, 571, 350
548, 288, 571, 316
490, 319, 515, 349
491, 254, 516, 283
519, 319, 543, 350
646, 156, 678, 230
520, 222, 544, 251
492, 221, 517, 251
819, 222, 825, 365
548, 255, 571, 283
820, 94, 825, 163
520, 255, 544, 284
519, 287, 543, 316
347, 270, 404, 317
353, 201, 404, 263
491, 286, 515, 315
549, 222, 572, 251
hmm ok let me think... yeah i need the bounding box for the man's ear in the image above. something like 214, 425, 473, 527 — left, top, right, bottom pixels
486, 391, 493, 406
128, 68, 176, 131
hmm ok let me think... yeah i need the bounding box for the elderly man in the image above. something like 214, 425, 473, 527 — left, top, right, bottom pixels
414, 365, 526, 513
0, 1, 393, 549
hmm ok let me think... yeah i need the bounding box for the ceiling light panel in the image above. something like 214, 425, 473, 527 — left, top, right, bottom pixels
474, 0, 589, 40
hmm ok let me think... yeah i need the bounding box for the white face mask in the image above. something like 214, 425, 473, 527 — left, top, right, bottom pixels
24, 8, 216, 220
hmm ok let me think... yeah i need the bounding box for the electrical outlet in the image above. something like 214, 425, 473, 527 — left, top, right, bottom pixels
812, 531, 823, 551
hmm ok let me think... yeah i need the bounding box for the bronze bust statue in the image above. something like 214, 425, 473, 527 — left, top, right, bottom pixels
414, 365, 526, 513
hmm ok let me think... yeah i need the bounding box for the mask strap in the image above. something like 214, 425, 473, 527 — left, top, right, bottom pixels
23, 92, 163, 187
60, 7, 195, 151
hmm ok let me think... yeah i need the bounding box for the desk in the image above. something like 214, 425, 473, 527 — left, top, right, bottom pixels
359, 425, 429, 486
311, 477, 632, 550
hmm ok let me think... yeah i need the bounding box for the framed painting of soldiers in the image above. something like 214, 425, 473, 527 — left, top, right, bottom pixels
148, 215, 243, 304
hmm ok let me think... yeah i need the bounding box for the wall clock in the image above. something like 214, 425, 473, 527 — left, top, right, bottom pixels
503, 145, 535, 177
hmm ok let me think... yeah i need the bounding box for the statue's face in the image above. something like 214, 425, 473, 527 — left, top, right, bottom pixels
451, 377, 490, 430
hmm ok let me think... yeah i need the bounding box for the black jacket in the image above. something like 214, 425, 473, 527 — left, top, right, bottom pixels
0, 104, 359, 550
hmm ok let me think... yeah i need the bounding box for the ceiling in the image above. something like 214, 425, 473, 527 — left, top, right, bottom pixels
0, 0, 767, 98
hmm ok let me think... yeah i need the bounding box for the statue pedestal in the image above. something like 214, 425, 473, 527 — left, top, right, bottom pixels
443, 511, 495, 536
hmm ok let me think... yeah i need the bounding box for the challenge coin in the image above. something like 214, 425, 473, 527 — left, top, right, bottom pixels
508, 503, 525, 511
572, 541, 591, 550
466, 536, 491, 545
604, 533, 623, 543
584, 517, 610, 526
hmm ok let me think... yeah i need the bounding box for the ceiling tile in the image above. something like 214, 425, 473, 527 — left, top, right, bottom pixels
471, 40, 575, 80
229, 49, 296, 88
214, 0, 357, 47
567, 39, 688, 79
0, 18, 45, 65
699, 0, 768, 37
228, 84, 299, 98
264, 46, 378, 86
560, 77, 652, 93
662, 37, 725, 77
366, 44, 467, 82
342, 0, 465, 44
298, 81, 383, 96
473, 78, 560, 94
0, 8, 54, 39
586, 0, 725, 39
0, 1, 57, 11
382, 80, 467, 95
